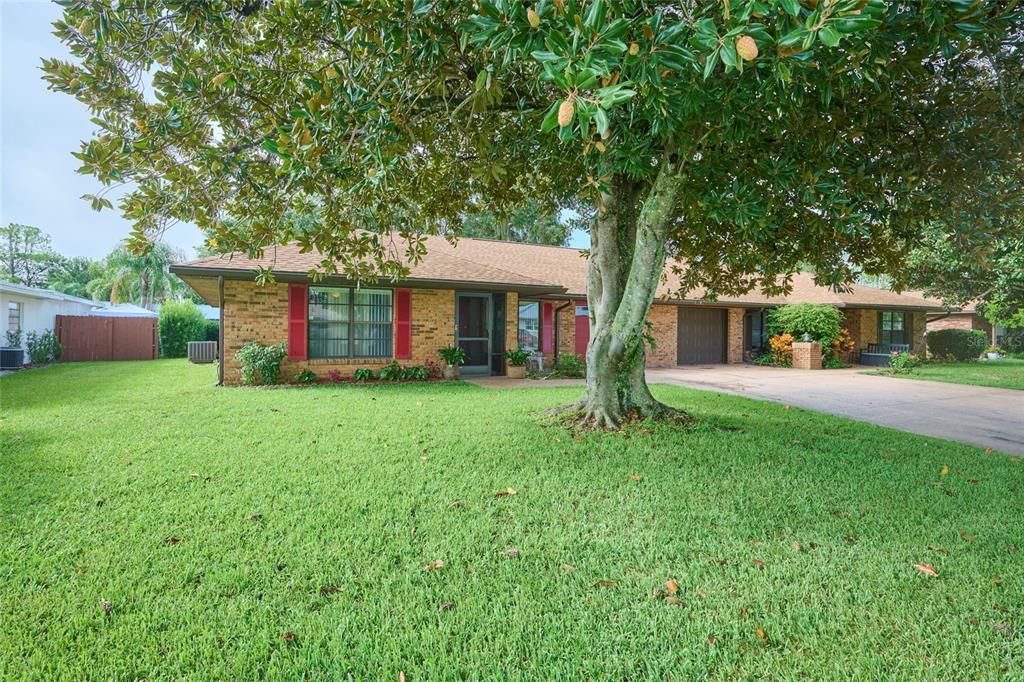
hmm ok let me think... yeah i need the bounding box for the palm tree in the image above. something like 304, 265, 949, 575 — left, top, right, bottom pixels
89, 243, 187, 306
47, 256, 101, 299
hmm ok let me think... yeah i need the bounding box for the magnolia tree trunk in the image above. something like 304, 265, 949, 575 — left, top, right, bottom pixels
579, 163, 684, 428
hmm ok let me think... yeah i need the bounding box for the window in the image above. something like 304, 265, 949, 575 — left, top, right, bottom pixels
7, 302, 22, 332
518, 300, 540, 351
745, 310, 766, 350
879, 311, 907, 345
308, 287, 392, 358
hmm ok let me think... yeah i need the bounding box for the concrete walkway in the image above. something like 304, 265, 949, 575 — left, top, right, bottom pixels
647, 365, 1024, 455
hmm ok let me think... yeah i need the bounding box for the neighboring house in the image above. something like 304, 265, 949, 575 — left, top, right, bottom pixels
925, 303, 1000, 345
0, 281, 100, 345
171, 236, 947, 385
90, 303, 159, 318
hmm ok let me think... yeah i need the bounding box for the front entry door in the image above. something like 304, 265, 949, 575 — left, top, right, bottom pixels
457, 293, 491, 375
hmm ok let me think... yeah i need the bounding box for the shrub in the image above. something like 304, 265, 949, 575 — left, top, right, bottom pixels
236, 341, 287, 385
926, 329, 986, 362
766, 304, 843, 346
888, 351, 923, 374
405, 364, 430, 380
1003, 330, 1024, 355
294, 368, 318, 384
553, 353, 586, 378
767, 333, 795, 367
438, 345, 466, 366
505, 347, 531, 366
25, 330, 62, 364
5, 328, 22, 347
204, 319, 220, 342
353, 367, 376, 382
327, 369, 344, 383
424, 359, 441, 379
158, 301, 207, 358
822, 356, 846, 369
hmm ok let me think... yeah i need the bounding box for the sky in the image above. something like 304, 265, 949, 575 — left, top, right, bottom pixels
1, 1, 205, 260
0, 1, 587, 262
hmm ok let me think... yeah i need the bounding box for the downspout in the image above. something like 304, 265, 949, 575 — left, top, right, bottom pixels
217, 275, 225, 387
552, 301, 572, 363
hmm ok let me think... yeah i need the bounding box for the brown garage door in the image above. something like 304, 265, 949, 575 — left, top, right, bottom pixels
677, 308, 726, 364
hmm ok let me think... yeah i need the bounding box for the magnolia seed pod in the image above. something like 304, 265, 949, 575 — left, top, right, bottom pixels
628, 42, 640, 56
527, 8, 540, 28
736, 35, 758, 61
557, 99, 574, 127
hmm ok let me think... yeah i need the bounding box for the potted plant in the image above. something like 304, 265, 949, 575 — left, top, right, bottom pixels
504, 347, 530, 379
438, 345, 466, 379
985, 345, 1003, 360
1, 328, 24, 371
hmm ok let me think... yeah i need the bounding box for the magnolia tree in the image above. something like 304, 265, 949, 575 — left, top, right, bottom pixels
46, 1, 1022, 426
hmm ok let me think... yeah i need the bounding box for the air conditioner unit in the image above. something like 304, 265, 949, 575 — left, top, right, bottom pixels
187, 341, 218, 364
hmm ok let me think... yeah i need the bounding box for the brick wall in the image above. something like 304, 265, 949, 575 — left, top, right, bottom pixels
926, 313, 992, 345
727, 308, 744, 363
221, 281, 459, 385
646, 303, 678, 367
792, 341, 822, 370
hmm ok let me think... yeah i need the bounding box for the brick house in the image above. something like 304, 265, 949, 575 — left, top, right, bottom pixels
925, 303, 1000, 345
171, 235, 946, 385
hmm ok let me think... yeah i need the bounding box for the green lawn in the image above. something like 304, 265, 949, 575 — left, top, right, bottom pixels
867, 358, 1024, 390
2, 361, 1022, 679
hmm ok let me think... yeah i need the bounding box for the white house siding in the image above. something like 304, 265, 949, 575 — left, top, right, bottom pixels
0, 284, 98, 344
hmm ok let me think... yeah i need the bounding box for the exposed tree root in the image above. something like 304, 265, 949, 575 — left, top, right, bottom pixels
544, 398, 695, 433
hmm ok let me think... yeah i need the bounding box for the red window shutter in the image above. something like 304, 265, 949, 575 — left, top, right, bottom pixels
287, 284, 308, 360
574, 299, 590, 356
394, 288, 412, 360
542, 301, 554, 353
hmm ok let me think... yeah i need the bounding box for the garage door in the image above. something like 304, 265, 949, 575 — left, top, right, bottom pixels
677, 308, 726, 364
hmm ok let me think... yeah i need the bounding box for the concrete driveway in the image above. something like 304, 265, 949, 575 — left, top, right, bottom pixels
647, 365, 1024, 455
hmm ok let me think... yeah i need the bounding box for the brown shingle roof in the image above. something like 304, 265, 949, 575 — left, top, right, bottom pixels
172, 234, 949, 311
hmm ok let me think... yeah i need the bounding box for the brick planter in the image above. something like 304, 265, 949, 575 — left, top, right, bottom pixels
792, 341, 822, 370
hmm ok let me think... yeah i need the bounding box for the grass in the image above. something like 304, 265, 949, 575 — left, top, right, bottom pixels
2, 360, 1022, 679
866, 358, 1024, 390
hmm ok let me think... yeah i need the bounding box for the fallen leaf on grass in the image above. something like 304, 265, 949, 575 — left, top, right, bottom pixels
164, 536, 182, 545
753, 559, 764, 570
560, 563, 576, 572
994, 622, 1014, 637
101, 599, 112, 615
666, 579, 679, 595
959, 531, 976, 542
912, 563, 938, 577
664, 596, 685, 606
424, 559, 444, 571
319, 585, 342, 596
494, 487, 518, 497
449, 500, 463, 508
505, 547, 520, 559
282, 631, 296, 642
740, 607, 748, 621
940, 465, 949, 476
927, 545, 949, 555
628, 473, 641, 482
756, 627, 768, 643
842, 535, 857, 544
439, 602, 454, 612
246, 513, 263, 521
593, 579, 616, 589
399, 672, 406, 682
707, 636, 718, 644
992, 577, 1003, 586
983, 447, 993, 455
792, 542, 802, 552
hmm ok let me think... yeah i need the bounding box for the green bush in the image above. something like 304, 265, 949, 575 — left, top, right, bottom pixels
353, 368, 376, 382
204, 319, 220, 342
926, 329, 986, 361
887, 351, 923, 374
25, 330, 62, 364
158, 301, 207, 358
505, 347, 531, 366
293, 368, 318, 384
236, 341, 287, 385
765, 304, 843, 346
553, 353, 586, 378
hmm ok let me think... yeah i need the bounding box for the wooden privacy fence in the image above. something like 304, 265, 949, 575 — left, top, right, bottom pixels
56, 315, 159, 362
